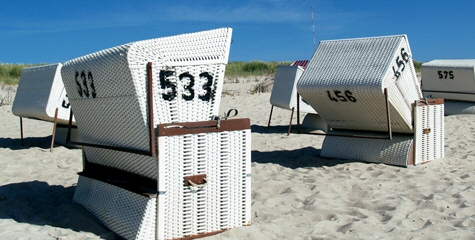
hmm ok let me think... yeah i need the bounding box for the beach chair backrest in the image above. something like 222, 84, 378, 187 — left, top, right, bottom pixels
270, 65, 316, 113
297, 35, 422, 133
12, 63, 72, 124
61, 28, 233, 151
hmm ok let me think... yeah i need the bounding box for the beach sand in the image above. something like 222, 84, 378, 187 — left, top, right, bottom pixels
1, 80, 475, 239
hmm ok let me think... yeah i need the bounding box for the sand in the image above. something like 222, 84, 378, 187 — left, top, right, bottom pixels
1, 80, 475, 239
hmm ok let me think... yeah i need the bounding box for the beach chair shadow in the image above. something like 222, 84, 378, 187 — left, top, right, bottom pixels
0, 181, 116, 239
0, 136, 51, 150
252, 147, 360, 169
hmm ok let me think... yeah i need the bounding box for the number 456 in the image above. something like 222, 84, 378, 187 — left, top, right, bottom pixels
438, 70, 454, 79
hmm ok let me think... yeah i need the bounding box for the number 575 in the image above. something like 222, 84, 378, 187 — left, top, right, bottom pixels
438, 70, 454, 79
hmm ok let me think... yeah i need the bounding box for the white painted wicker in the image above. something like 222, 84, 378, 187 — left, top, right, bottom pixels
61, 28, 233, 177
320, 132, 414, 166
157, 129, 252, 239
421, 60, 475, 102
12, 63, 74, 125
414, 102, 444, 165
270, 65, 316, 113
297, 35, 422, 133
73, 175, 157, 240
320, 101, 444, 167
73, 125, 251, 240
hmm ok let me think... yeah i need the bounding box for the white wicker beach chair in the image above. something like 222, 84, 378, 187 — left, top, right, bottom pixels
297, 35, 444, 166
61, 28, 251, 239
268, 65, 325, 135
12, 63, 78, 149
421, 59, 475, 115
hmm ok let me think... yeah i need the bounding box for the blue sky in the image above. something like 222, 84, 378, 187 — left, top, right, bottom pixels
1, 0, 474, 64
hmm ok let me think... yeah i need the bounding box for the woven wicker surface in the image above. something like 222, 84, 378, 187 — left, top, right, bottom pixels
320, 131, 414, 166
421, 60, 475, 101
73, 176, 156, 240
158, 129, 251, 238
270, 65, 316, 113
12, 63, 74, 125
74, 128, 251, 240
61, 28, 232, 176
414, 104, 444, 164
297, 35, 422, 133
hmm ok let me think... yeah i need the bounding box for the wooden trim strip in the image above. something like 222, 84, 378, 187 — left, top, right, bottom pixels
158, 118, 250, 137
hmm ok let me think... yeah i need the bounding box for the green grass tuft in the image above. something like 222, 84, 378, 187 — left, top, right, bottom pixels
0, 63, 45, 85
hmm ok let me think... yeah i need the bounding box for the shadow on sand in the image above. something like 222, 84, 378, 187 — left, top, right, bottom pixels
0, 181, 116, 239
252, 146, 359, 169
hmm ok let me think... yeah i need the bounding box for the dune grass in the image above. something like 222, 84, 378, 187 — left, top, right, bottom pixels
0, 63, 45, 85
225, 61, 293, 77
0, 60, 424, 85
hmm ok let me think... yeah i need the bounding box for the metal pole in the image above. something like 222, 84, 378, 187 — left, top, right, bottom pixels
50, 108, 59, 152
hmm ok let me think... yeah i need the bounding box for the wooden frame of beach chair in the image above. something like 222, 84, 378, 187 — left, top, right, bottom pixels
297, 35, 444, 167
12, 63, 78, 151
61, 28, 252, 239
421, 60, 475, 115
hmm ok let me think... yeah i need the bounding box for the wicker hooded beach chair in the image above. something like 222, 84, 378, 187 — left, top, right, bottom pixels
267, 64, 327, 135
297, 35, 444, 166
421, 59, 475, 115
61, 28, 251, 240
12, 63, 79, 149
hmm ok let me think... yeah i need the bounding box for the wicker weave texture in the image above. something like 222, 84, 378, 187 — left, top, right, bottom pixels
320, 131, 414, 166
158, 129, 251, 239
270, 66, 316, 113
73, 176, 156, 240
61, 28, 232, 154
414, 104, 444, 164
12, 63, 74, 125
74, 128, 250, 240
297, 35, 422, 133
421, 60, 475, 101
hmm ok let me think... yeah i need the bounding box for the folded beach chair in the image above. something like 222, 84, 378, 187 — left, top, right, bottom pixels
12, 63, 79, 150
421, 59, 475, 115
268, 62, 326, 135
61, 28, 252, 239
297, 35, 444, 166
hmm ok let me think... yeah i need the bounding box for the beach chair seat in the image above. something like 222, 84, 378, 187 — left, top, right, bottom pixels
297, 35, 444, 166
61, 28, 252, 239
12, 63, 78, 149
74, 119, 251, 240
421, 60, 475, 115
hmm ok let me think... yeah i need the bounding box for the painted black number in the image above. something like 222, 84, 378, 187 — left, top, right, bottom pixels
75, 72, 83, 97
345, 90, 357, 102
199, 72, 213, 101
326, 91, 338, 102
75, 71, 97, 98
438, 70, 454, 79
159, 70, 177, 101
393, 48, 410, 80
327, 90, 357, 102
61, 95, 70, 108
180, 72, 195, 101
